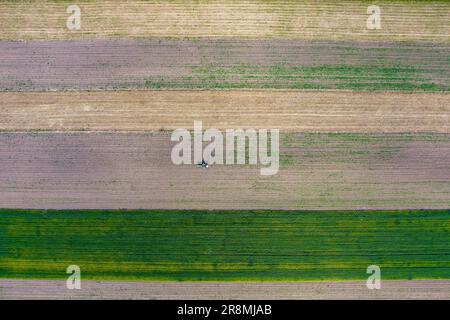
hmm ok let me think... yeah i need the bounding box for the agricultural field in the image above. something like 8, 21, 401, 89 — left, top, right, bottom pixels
1, 209, 449, 281
0, 0, 449, 41
0, 0, 449, 300
1, 40, 449, 92
1, 91, 449, 132
0, 132, 449, 210
3, 279, 450, 300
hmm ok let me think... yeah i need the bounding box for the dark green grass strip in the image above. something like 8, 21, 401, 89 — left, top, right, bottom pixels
1, 209, 449, 281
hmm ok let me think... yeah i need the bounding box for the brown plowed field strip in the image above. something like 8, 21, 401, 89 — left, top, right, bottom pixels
0, 132, 448, 210
1, 39, 448, 91
2, 91, 449, 133
0, 1, 449, 41
1, 279, 449, 300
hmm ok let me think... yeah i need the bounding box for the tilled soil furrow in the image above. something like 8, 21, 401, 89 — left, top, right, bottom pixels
1, 279, 449, 300
1, 39, 448, 91
0, 1, 449, 41
1, 91, 449, 133
0, 132, 448, 210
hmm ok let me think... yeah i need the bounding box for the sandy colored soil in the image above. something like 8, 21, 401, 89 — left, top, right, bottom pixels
1, 39, 448, 91
1, 279, 449, 300
1, 91, 449, 133
0, 132, 448, 210
0, 1, 449, 41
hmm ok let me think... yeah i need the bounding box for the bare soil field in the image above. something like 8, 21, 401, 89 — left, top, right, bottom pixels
0, 1, 448, 41
1, 91, 449, 133
1, 279, 449, 300
1, 39, 448, 91
0, 132, 448, 210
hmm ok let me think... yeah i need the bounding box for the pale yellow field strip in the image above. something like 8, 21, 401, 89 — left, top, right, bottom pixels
1, 280, 449, 300
0, 0, 449, 41
1, 91, 449, 133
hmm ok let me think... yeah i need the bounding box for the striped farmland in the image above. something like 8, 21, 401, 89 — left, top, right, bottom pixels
0, 0, 449, 300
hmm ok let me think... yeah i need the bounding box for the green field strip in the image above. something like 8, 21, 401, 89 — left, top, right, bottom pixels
2, 90, 449, 133
1, 39, 448, 92
144, 64, 450, 91
1, 209, 449, 281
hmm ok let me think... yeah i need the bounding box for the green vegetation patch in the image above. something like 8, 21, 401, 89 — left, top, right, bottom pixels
1, 209, 449, 281
144, 64, 449, 92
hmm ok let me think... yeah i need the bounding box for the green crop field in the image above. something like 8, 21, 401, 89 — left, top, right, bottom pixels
1, 209, 449, 281
144, 64, 450, 92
